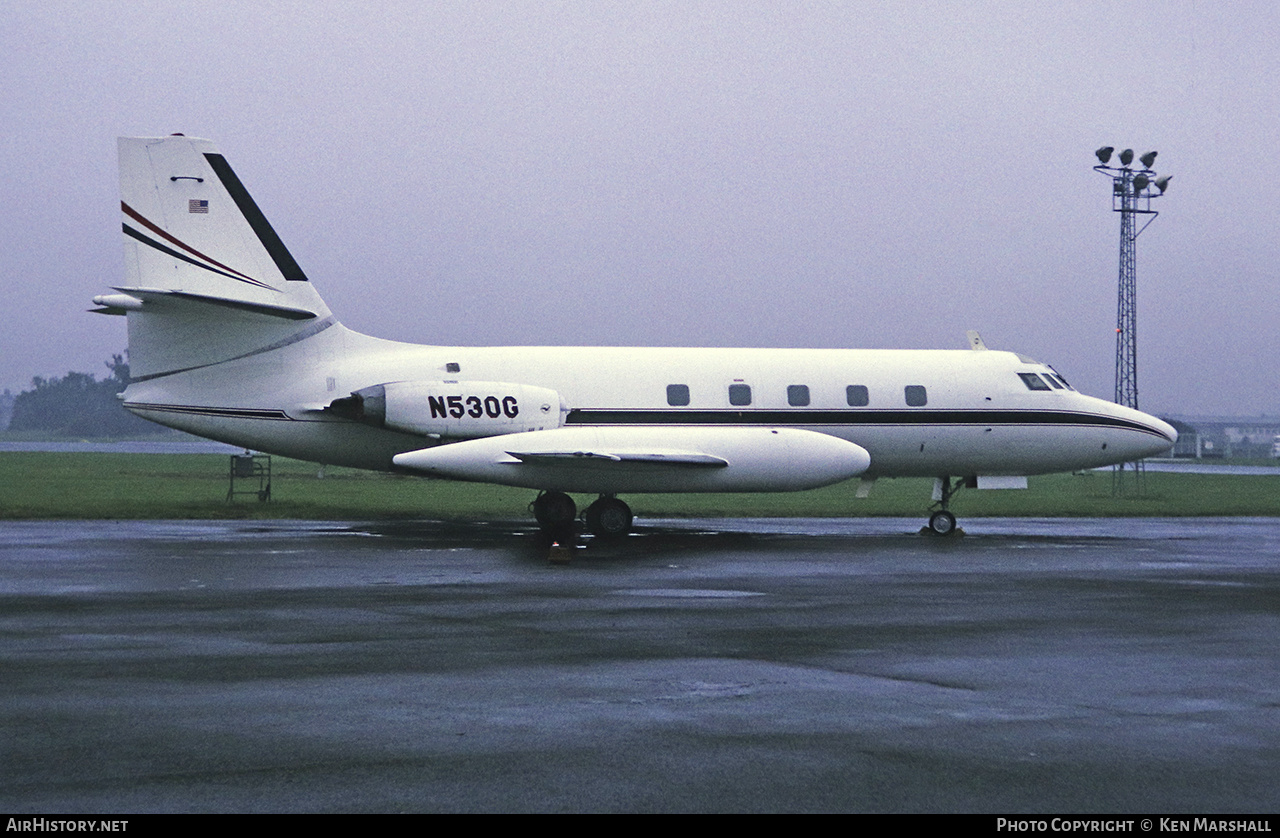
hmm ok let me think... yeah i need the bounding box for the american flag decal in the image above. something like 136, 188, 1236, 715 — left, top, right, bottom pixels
188, 199, 209, 214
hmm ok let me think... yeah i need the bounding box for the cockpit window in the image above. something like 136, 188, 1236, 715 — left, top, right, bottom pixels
1042, 374, 1064, 389
1018, 373, 1052, 391
1047, 367, 1075, 390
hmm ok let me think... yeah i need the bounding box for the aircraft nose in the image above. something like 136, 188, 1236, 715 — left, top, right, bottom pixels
1150, 415, 1178, 446
1131, 411, 1178, 458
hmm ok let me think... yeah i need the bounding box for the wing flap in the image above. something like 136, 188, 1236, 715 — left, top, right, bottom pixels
506, 449, 728, 467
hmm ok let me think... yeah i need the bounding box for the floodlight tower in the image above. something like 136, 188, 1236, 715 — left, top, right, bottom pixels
1093, 146, 1171, 492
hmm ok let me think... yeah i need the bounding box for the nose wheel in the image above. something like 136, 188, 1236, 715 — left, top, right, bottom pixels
925, 476, 964, 536
927, 510, 957, 535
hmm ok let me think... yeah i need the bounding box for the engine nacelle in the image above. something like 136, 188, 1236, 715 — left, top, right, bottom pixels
329, 380, 566, 439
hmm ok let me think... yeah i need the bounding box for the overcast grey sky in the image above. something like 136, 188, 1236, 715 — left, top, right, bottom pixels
3, 1, 1277, 416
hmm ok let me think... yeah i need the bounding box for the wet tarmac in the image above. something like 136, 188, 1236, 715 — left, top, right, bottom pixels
0, 517, 1277, 813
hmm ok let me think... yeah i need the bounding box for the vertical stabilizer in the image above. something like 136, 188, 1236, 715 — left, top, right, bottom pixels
111, 135, 335, 379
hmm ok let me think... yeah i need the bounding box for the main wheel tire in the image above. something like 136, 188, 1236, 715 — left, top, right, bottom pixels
928, 510, 957, 535
533, 491, 577, 529
585, 497, 633, 538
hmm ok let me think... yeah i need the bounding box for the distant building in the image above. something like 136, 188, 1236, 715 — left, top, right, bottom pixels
1164, 415, 1280, 459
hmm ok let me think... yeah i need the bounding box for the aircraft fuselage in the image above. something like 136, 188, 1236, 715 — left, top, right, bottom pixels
121, 322, 1174, 483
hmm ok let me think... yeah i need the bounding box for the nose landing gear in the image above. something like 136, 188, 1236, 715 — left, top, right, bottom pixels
927, 509, 958, 535
925, 476, 965, 536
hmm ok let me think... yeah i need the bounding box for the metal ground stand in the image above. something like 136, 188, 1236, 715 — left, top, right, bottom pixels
227, 451, 271, 502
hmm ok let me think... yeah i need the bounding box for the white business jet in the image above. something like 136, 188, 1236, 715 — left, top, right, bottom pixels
93, 135, 1176, 537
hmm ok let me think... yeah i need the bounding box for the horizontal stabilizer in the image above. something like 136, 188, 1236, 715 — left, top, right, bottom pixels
114, 287, 319, 321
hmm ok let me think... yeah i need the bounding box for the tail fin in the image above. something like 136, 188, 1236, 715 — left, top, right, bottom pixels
100, 135, 335, 380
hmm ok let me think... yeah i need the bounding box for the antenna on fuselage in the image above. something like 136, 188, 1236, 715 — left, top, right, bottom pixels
966, 330, 988, 350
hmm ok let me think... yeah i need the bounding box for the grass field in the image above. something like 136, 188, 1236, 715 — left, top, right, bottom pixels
2, 451, 1279, 520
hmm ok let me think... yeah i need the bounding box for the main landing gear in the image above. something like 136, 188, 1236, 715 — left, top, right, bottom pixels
925, 476, 966, 536
584, 496, 633, 538
531, 490, 577, 535
531, 491, 634, 538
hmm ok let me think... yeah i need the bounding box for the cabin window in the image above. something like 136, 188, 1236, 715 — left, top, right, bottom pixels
728, 384, 752, 406
1018, 373, 1052, 391
904, 385, 928, 406
846, 385, 869, 406
666, 384, 690, 406
445, 362, 461, 373
787, 385, 810, 406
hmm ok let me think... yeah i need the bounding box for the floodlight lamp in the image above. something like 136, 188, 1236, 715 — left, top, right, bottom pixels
1140, 151, 1158, 169
1154, 175, 1172, 194
1119, 148, 1134, 166
1096, 146, 1114, 164
1132, 174, 1150, 192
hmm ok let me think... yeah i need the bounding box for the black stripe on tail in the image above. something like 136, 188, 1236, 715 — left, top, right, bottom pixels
204, 153, 309, 282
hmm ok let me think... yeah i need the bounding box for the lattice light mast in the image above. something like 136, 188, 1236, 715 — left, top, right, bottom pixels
1093, 146, 1170, 489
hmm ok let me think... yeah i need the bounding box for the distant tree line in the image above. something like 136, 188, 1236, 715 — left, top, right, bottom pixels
6, 354, 159, 436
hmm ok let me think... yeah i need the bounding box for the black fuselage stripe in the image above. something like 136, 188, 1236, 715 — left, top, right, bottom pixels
565, 409, 1168, 437
204, 153, 308, 282
125, 403, 292, 420
124, 403, 1168, 440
